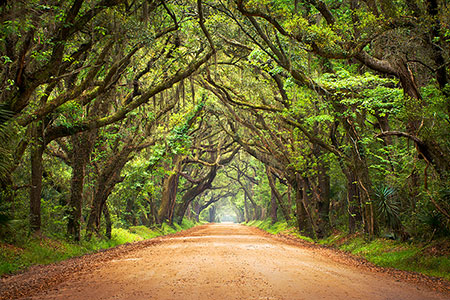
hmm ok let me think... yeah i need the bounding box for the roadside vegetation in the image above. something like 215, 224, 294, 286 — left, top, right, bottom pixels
0, 0, 449, 283
0, 220, 197, 276
246, 220, 450, 281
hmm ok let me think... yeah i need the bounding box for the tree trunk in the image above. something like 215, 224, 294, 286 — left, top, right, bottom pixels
186, 202, 192, 219
266, 167, 290, 221
145, 196, 157, 225
67, 131, 94, 241
125, 196, 136, 226
287, 184, 292, 217
208, 206, 216, 223
174, 166, 219, 224
86, 147, 132, 239
67, 149, 84, 241
103, 203, 112, 239
293, 174, 311, 236
295, 185, 309, 235
86, 182, 106, 239
270, 189, 278, 224
194, 201, 200, 222
395, 60, 450, 180
316, 161, 331, 237
244, 194, 249, 222
354, 160, 377, 237
346, 172, 361, 234
301, 178, 317, 238
341, 116, 378, 237
174, 192, 191, 224
29, 122, 44, 235
158, 155, 183, 223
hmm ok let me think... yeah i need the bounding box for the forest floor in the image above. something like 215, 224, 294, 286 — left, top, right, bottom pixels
0, 223, 449, 300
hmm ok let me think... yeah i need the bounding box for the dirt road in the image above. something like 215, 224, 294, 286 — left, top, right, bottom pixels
2, 224, 449, 300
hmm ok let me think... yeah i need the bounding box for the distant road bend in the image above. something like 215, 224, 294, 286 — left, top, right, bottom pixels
1, 224, 449, 300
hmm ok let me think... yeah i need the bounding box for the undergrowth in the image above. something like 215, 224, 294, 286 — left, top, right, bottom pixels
246, 219, 314, 242
245, 219, 450, 281
321, 234, 450, 280
0, 219, 197, 276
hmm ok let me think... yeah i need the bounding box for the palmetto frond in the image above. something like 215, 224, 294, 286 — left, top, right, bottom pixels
374, 186, 401, 230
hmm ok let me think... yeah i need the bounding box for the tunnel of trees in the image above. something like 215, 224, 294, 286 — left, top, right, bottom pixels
0, 0, 449, 243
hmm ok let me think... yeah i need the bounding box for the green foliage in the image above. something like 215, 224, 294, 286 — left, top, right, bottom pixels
0, 206, 12, 236
160, 222, 177, 234
0, 238, 86, 275
327, 235, 450, 280
417, 209, 449, 237
374, 186, 402, 231
0, 104, 13, 185
111, 228, 143, 244
181, 218, 196, 229
1, 0, 449, 284
128, 221, 196, 239
167, 101, 206, 155
0, 220, 198, 276
254, 222, 450, 280
319, 69, 402, 116
245, 220, 314, 242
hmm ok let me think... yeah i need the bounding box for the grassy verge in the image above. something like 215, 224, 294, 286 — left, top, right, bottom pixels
246, 219, 314, 243
319, 232, 450, 280
245, 220, 450, 281
0, 219, 197, 276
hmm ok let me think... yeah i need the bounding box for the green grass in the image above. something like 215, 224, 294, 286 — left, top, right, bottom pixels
128, 226, 161, 239
244, 220, 314, 242
325, 235, 450, 280
0, 221, 198, 276
0, 238, 94, 275
245, 219, 450, 281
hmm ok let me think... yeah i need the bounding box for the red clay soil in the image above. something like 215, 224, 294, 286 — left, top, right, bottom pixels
1, 224, 449, 300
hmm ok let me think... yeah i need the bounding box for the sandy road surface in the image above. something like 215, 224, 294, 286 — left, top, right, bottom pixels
2, 224, 449, 300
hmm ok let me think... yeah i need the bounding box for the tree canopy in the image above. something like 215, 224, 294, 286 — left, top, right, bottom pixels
0, 0, 449, 242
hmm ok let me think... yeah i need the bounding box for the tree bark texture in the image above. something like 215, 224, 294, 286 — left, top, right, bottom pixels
67, 131, 96, 241
29, 122, 44, 234
86, 146, 132, 239
270, 189, 278, 224
316, 160, 331, 238
158, 155, 183, 223
266, 167, 290, 221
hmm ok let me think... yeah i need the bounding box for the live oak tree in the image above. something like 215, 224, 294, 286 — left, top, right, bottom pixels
1, 0, 449, 242
1, 0, 215, 235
